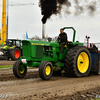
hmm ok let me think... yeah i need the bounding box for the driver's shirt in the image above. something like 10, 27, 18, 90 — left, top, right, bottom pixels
59, 32, 67, 43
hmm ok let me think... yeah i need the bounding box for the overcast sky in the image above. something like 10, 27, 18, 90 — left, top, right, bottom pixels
0, 0, 100, 43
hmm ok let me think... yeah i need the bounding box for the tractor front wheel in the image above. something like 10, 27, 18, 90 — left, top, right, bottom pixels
39, 61, 53, 80
13, 60, 27, 78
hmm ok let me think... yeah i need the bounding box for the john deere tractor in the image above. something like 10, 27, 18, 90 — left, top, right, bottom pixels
13, 27, 94, 80
0, 39, 22, 60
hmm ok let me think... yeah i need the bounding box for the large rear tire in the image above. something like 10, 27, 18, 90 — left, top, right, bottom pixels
10, 48, 21, 60
13, 60, 27, 78
65, 46, 91, 77
39, 61, 53, 80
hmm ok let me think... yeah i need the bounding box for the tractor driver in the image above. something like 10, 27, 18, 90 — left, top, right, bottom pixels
58, 28, 67, 54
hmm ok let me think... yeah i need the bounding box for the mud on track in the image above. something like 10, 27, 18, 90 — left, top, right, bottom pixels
0, 69, 39, 81
0, 68, 100, 100
0, 61, 100, 100
0, 60, 39, 81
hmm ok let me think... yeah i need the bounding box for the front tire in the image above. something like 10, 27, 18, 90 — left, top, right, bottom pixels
13, 60, 27, 78
65, 46, 91, 77
39, 61, 53, 80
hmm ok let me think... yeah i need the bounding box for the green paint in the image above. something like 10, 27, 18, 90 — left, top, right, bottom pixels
1, 46, 9, 50
1, 45, 16, 50
63, 27, 76, 42
21, 27, 84, 70
54, 62, 64, 70
10, 46, 16, 49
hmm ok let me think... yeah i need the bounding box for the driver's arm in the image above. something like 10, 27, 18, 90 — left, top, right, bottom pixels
58, 34, 61, 38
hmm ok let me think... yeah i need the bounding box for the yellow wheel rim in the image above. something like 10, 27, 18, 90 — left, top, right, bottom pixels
20, 68, 25, 74
77, 52, 89, 73
19, 65, 25, 74
45, 66, 51, 76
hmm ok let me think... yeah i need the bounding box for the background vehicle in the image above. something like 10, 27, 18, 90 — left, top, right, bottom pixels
0, 39, 22, 60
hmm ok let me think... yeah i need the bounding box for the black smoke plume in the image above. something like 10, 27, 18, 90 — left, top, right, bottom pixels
39, 0, 98, 24
39, 0, 71, 24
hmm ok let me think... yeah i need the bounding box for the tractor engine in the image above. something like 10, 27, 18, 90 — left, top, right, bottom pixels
21, 40, 61, 67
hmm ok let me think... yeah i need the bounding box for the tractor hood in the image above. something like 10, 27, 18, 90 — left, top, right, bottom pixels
21, 40, 59, 61
22, 40, 59, 47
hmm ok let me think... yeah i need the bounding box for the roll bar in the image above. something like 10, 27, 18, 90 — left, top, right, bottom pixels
63, 27, 76, 42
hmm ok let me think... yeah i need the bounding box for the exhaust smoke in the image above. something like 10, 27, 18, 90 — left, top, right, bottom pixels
39, 0, 99, 24
39, 0, 71, 24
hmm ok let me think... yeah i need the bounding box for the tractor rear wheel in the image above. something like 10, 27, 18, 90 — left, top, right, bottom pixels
39, 61, 53, 80
10, 48, 21, 60
65, 46, 91, 77
13, 60, 27, 78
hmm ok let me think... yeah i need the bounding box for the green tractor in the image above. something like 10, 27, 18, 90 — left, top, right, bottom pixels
13, 27, 92, 80
0, 39, 22, 60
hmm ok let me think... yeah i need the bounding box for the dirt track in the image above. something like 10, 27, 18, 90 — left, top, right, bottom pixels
0, 60, 15, 65
0, 68, 100, 100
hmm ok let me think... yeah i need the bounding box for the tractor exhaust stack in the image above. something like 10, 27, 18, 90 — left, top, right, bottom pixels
42, 24, 45, 40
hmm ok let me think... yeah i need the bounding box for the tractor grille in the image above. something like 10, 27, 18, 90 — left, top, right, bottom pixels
31, 45, 43, 58
36, 45, 43, 58
22, 41, 43, 58
22, 41, 31, 57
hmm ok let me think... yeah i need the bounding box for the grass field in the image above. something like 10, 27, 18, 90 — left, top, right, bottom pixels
0, 65, 13, 69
